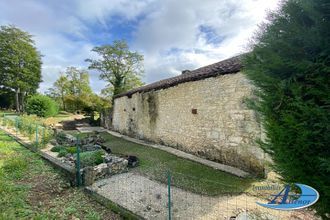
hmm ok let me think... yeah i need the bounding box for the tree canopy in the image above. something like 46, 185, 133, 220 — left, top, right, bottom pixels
243, 0, 330, 217
86, 40, 144, 102
47, 67, 110, 115
48, 67, 93, 112
0, 25, 42, 112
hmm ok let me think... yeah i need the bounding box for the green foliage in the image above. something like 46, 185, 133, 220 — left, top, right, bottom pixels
0, 25, 42, 112
0, 88, 15, 109
79, 150, 105, 167
67, 146, 77, 154
47, 75, 70, 110
55, 132, 69, 145
243, 0, 330, 216
57, 149, 68, 157
26, 94, 59, 117
100, 132, 253, 195
47, 67, 110, 114
50, 145, 66, 152
1, 114, 54, 147
86, 40, 144, 102
2, 156, 28, 179
0, 130, 117, 219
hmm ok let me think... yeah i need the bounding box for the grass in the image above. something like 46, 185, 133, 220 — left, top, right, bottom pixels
100, 132, 255, 196
0, 130, 120, 220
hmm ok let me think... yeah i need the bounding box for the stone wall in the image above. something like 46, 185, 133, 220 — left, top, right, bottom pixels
112, 72, 267, 175
100, 108, 112, 129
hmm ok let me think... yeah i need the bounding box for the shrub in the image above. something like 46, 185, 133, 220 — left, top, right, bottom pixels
26, 94, 59, 117
57, 149, 68, 157
243, 0, 330, 217
67, 146, 77, 154
79, 150, 104, 167
51, 146, 66, 152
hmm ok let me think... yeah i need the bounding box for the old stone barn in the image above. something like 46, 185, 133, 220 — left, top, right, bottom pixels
111, 55, 266, 175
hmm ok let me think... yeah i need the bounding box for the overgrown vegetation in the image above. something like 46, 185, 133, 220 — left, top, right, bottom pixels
1, 114, 54, 148
46, 67, 110, 124
26, 94, 59, 117
0, 130, 119, 219
79, 150, 105, 167
100, 132, 253, 195
243, 0, 330, 217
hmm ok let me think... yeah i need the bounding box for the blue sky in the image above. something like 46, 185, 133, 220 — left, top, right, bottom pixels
0, 0, 280, 94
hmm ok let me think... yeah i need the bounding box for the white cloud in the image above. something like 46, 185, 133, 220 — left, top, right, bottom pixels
75, 0, 153, 26
0, 0, 280, 94
129, 0, 280, 83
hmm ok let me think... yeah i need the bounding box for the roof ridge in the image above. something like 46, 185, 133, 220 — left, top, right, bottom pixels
114, 54, 243, 99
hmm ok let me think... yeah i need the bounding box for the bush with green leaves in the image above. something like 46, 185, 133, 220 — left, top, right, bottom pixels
67, 146, 77, 154
51, 146, 66, 152
243, 0, 330, 217
78, 150, 104, 167
26, 94, 59, 117
57, 149, 68, 157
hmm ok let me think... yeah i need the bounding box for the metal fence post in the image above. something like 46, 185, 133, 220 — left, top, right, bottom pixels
42, 127, 45, 145
15, 117, 18, 135
168, 170, 172, 220
35, 125, 39, 147
76, 134, 81, 186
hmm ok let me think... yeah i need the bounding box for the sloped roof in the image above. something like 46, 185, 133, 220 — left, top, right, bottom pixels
114, 54, 243, 99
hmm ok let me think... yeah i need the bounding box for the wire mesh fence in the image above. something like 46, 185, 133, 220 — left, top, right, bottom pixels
86, 167, 300, 220
0, 113, 54, 148
0, 114, 317, 219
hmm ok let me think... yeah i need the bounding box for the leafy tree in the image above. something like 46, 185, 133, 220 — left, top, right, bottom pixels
48, 67, 93, 112
0, 25, 42, 112
0, 87, 15, 109
26, 94, 59, 117
86, 40, 144, 103
47, 75, 69, 110
65, 67, 92, 96
243, 0, 330, 217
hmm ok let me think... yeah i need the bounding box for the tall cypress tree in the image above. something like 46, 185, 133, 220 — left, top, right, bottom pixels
244, 0, 330, 217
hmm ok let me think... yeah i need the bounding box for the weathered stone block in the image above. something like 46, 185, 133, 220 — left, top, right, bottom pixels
111, 72, 268, 175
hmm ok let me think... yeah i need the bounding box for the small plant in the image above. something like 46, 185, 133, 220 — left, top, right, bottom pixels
57, 149, 68, 157
67, 146, 77, 154
79, 150, 105, 167
55, 132, 69, 145
50, 146, 66, 152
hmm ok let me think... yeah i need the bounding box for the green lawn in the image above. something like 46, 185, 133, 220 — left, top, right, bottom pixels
0, 130, 119, 220
100, 132, 255, 196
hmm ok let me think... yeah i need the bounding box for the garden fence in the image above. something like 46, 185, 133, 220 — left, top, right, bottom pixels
0, 113, 54, 148
0, 114, 319, 219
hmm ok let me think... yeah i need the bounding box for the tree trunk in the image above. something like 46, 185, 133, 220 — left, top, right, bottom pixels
15, 88, 20, 112
20, 91, 25, 112
61, 93, 66, 111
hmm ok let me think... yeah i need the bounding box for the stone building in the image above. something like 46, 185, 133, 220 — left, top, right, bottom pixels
111, 55, 267, 176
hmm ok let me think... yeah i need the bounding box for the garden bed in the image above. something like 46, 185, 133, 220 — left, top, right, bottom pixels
47, 130, 133, 185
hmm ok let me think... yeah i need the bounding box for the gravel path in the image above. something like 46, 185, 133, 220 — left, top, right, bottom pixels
87, 172, 316, 220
